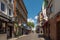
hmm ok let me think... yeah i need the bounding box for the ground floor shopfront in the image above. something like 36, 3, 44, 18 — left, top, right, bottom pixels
43, 12, 60, 40
49, 13, 60, 40
13, 23, 31, 37
0, 21, 14, 39
7, 22, 14, 38
0, 15, 14, 39
43, 21, 50, 39
14, 23, 23, 37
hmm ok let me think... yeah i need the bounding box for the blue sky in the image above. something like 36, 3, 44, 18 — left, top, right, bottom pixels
23, 0, 43, 25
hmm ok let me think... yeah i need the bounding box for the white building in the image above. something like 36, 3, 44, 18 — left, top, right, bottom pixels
42, 1, 48, 21
0, 0, 14, 17
0, 0, 14, 39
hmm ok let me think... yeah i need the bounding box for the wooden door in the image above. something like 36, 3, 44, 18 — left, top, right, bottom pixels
57, 21, 60, 40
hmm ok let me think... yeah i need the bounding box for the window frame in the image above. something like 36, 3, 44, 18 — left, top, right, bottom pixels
1, 2, 5, 12
9, 9, 11, 16
50, 5, 53, 13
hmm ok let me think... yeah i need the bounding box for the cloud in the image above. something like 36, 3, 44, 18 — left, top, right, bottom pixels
27, 18, 34, 23
35, 16, 38, 20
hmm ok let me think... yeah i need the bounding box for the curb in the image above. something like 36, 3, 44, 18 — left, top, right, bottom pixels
8, 38, 17, 40
18, 35, 27, 38
8, 35, 27, 40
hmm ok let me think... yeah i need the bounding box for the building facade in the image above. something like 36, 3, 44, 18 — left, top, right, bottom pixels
41, 1, 49, 39
0, 0, 14, 39
44, 0, 60, 40
36, 12, 44, 35
14, 0, 27, 36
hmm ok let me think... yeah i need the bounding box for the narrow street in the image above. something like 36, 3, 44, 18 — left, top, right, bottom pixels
0, 0, 60, 40
17, 33, 45, 40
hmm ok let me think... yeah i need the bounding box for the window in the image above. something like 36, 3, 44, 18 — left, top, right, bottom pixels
50, 5, 53, 13
1, 2, 5, 11
9, 9, 11, 16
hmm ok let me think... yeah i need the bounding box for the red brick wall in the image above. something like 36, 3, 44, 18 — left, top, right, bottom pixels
14, 0, 27, 23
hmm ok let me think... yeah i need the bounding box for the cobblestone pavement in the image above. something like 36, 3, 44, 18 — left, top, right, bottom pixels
17, 33, 45, 40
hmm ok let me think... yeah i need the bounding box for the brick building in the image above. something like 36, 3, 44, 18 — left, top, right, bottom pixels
14, 0, 28, 36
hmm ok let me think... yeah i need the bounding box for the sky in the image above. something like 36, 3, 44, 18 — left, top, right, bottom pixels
23, 0, 43, 26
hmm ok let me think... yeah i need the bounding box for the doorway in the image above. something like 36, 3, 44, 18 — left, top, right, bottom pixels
7, 26, 12, 38
57, 21, 60, 40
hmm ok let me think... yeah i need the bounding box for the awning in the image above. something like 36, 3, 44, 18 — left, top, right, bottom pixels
0, 16, 9, 22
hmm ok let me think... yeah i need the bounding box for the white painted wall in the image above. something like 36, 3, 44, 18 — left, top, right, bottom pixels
0, 0, 13, 17
42, 9, 48, 21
